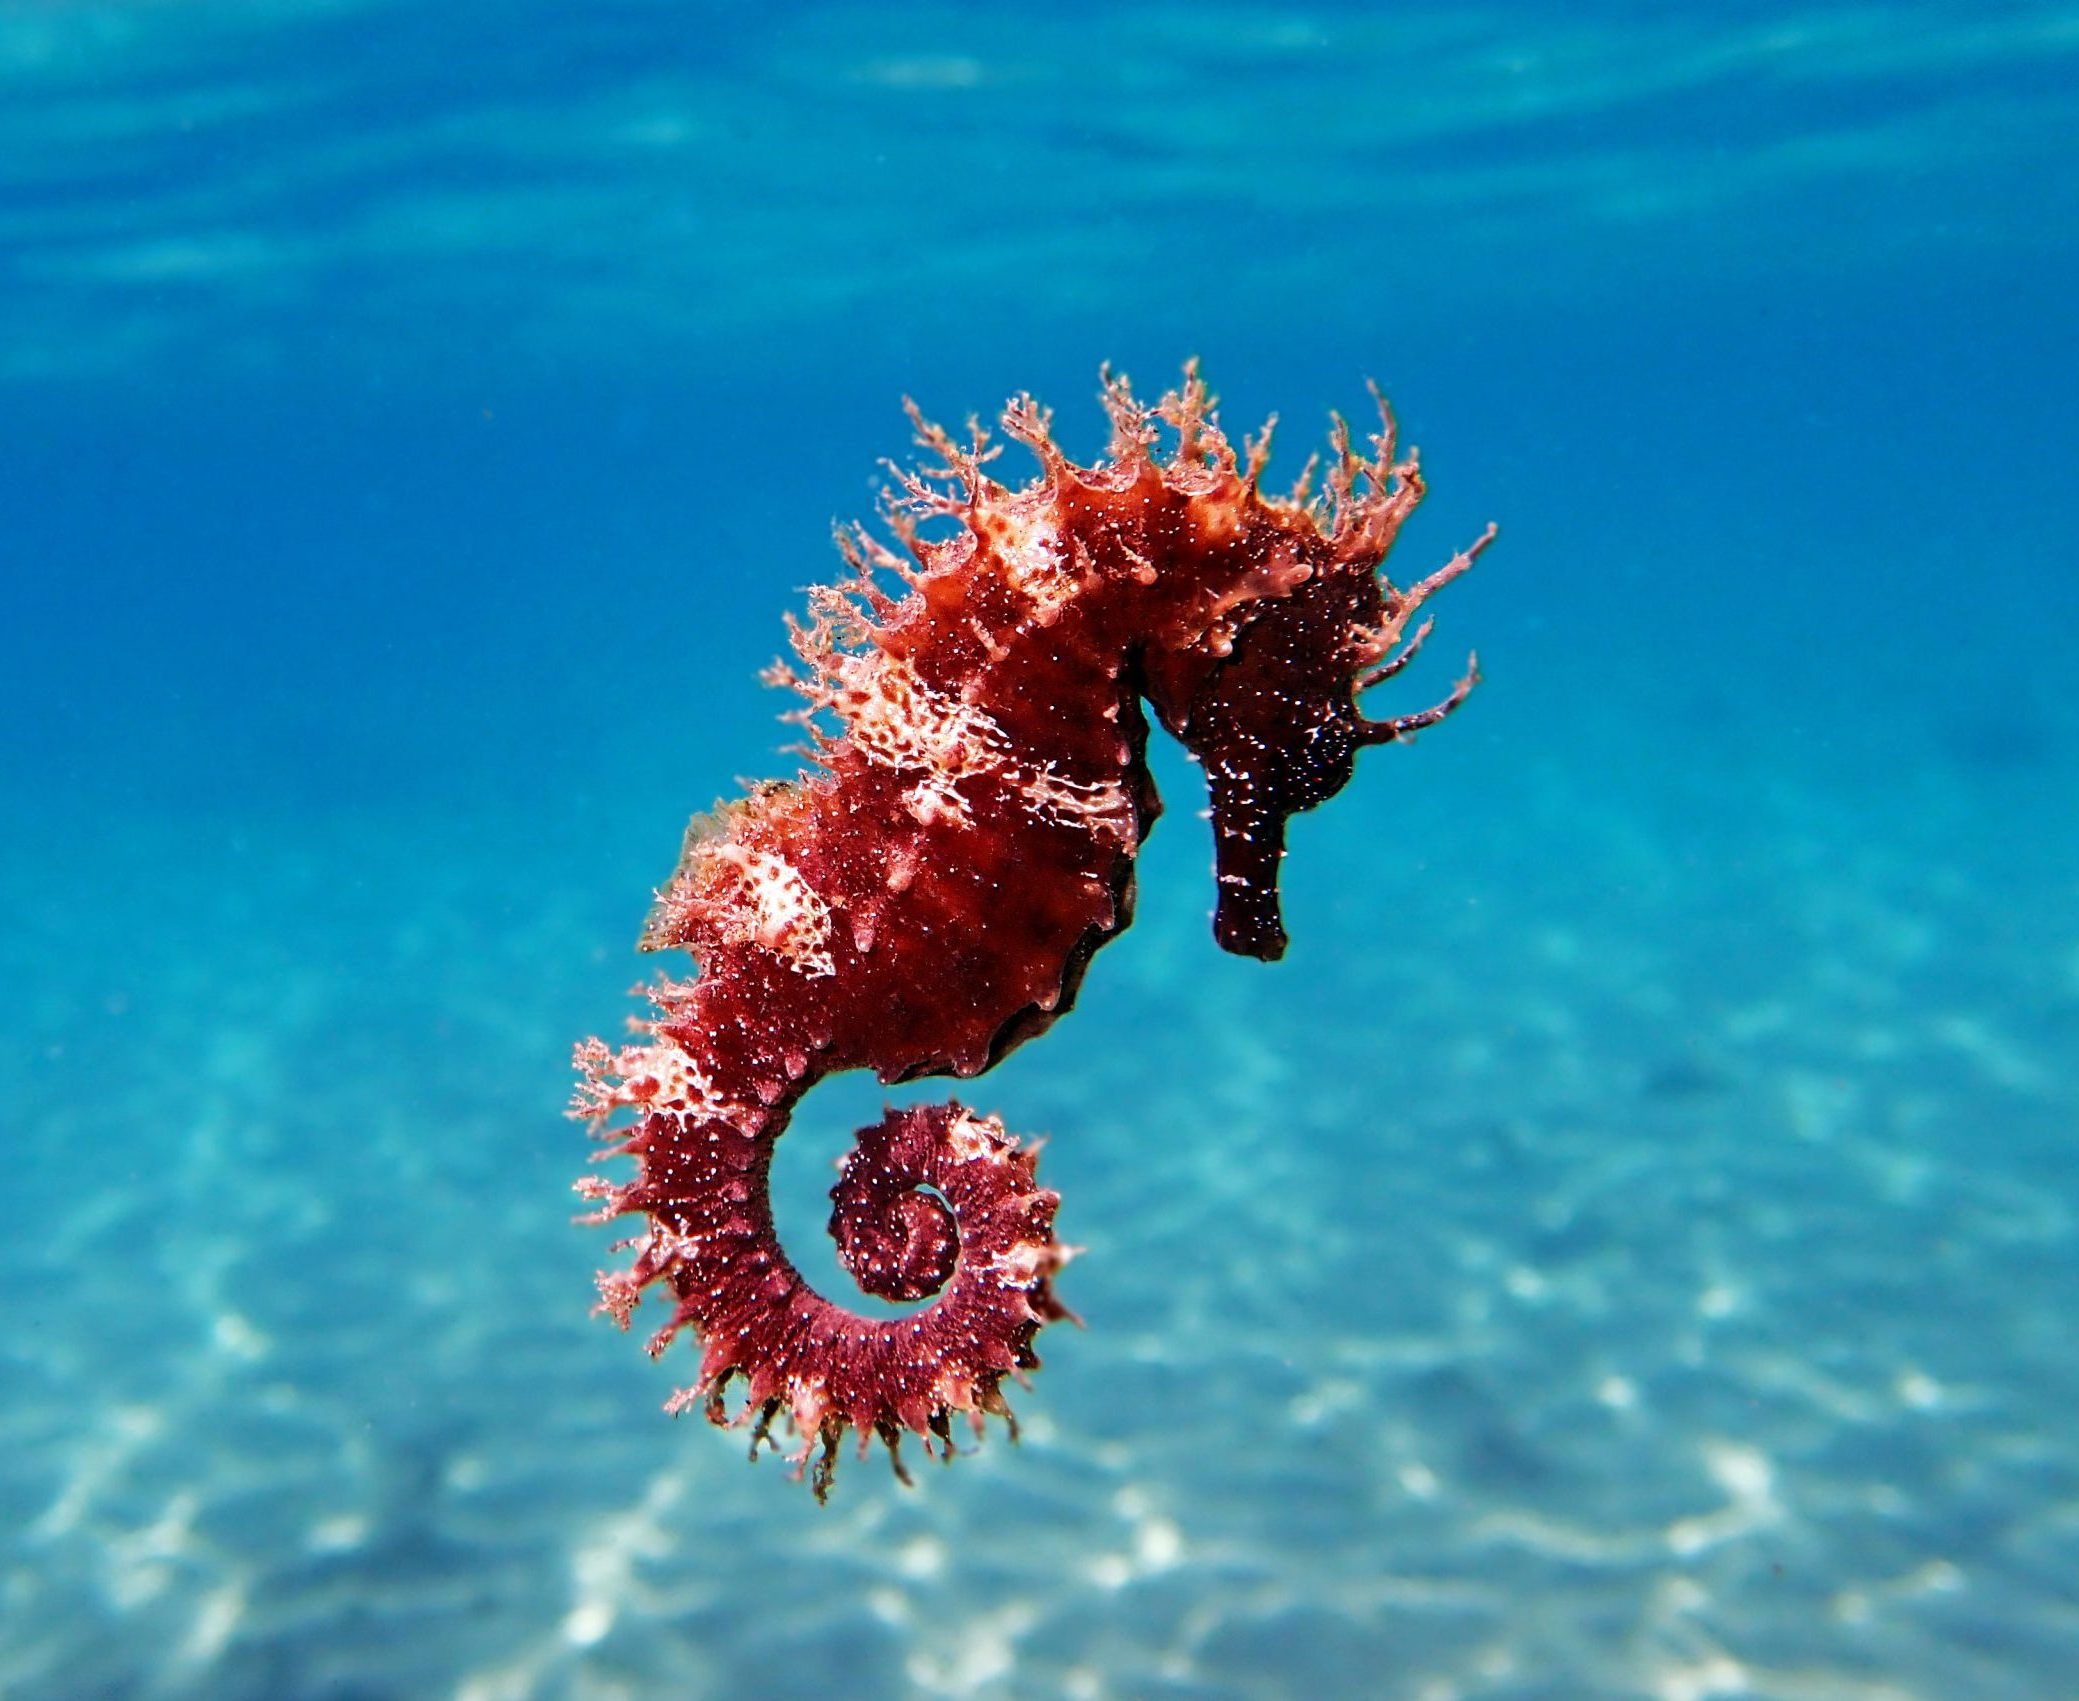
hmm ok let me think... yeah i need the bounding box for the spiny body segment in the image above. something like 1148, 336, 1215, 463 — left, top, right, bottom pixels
574, 366, 1489, 1498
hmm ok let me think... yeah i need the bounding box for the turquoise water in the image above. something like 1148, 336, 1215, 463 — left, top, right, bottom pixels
4, 5, 2076, 1696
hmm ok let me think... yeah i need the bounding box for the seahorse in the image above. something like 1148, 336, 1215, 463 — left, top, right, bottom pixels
573, 365, 1489, 1498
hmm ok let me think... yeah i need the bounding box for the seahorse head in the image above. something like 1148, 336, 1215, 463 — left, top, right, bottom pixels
1140, 549, 1392, 961
1127, 435, 1487, 962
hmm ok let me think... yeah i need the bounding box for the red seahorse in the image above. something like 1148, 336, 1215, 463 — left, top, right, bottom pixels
573, 365, 1489, 1497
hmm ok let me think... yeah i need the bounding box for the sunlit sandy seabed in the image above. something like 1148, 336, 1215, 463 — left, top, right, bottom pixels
5, 691, 2074, 1701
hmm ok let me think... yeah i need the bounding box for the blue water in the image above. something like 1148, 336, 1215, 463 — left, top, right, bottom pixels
4, 4, 2076, 1696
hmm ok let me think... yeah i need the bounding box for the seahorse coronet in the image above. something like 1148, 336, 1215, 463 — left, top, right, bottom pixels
574, 364, 1486, 1499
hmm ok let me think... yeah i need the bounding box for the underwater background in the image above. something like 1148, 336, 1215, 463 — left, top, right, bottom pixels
4, 3, 2076, 1697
